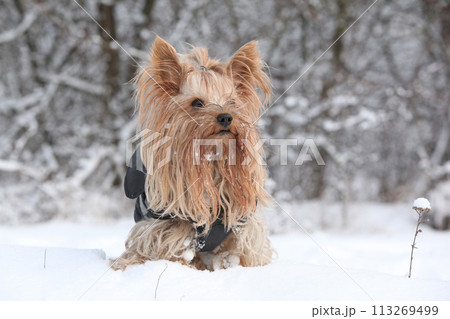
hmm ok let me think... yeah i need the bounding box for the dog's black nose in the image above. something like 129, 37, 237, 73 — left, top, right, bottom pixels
217, 113, 233, 128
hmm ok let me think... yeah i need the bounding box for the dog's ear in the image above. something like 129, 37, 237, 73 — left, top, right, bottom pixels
227, 41, 271, 105
149, 36, 183, 94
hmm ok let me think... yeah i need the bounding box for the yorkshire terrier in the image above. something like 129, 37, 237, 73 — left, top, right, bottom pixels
112, 37, 274, 271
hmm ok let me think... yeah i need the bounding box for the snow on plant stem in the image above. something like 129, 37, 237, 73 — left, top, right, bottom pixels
413, 198, 431, 211
408, 198, 431, 278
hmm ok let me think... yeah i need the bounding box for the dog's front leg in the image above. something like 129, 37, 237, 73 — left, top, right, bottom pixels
200, 214, 274, 270
111, 218, 199, 270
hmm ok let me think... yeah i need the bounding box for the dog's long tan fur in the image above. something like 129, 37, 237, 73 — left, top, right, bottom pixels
113, 37, 274, 271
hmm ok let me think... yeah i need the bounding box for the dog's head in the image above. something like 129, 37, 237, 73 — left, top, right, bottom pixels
135, 37, 271, 229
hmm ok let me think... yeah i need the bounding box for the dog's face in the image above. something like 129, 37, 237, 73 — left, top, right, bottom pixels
135, 37, 271, 228
180, 68, 247, 142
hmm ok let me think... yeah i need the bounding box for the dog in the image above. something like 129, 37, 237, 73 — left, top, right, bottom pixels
112, 37, 274, 271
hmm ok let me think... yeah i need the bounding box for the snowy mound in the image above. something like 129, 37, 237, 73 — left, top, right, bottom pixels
1, 244, 449, 300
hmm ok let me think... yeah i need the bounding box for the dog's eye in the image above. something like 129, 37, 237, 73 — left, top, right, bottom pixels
191, 99, 204, 108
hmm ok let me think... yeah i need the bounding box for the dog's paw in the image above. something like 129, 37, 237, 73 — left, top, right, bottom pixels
181, 238, 195, 263
222, 253, 240, 269
211, 252, 240, 270
182, 249, 195, 262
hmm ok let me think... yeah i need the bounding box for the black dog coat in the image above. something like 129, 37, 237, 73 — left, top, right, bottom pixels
124, 148, 232, 252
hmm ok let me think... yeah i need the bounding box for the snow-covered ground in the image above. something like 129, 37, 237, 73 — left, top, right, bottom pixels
1, 202, 449, 300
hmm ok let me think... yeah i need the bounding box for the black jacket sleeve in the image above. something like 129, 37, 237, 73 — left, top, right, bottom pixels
124, 148, 147, 199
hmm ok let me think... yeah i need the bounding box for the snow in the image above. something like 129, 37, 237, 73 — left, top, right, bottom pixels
1, 202, 449, 300
429, 181, 450, 228
413, 198, 431, 211
182, 249, 195, 262
2, 246, 449, 301
0, 9, 37, 44
0, 159, 45, 180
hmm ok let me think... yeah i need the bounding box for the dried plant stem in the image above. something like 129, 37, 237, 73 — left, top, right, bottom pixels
408, 209, 423, 278
44, 248, 47, 269
154, 263, 168, 299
